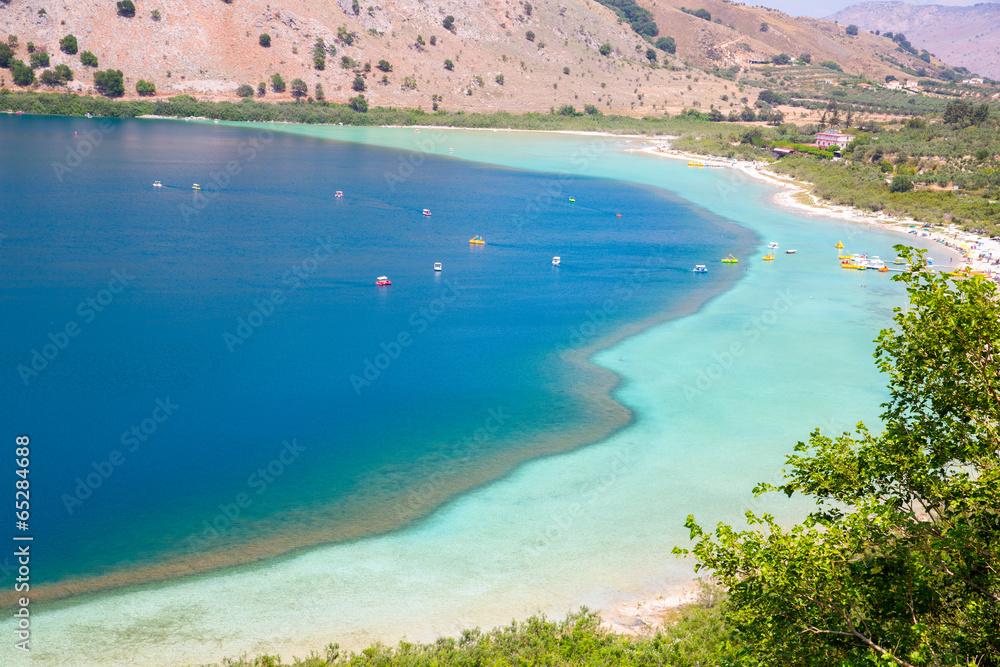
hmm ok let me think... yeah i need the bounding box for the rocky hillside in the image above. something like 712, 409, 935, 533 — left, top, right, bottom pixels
0, 0, 971, 114
827, 1, 1000, 80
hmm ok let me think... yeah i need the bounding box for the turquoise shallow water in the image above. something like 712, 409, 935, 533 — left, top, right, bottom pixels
0, 123, 952, 665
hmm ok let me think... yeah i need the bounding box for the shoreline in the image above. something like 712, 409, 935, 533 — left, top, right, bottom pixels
634, 143, 1000, 278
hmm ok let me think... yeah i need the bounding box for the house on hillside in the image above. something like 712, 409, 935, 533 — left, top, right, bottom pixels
886, 80, 902, 90
815, 130, 855, 150
904, 80, 919, 91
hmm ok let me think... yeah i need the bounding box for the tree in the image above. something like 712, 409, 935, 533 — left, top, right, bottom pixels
135, 79, 155, 96
889, 175, 914, 192
116, 0, 136, 17
599, 42, 611, 56
583, 104, 601, 116
645, 48, 657, 63
54, 64, 72, 81
80, 51, 98, 67
376, 59, 392, 72
236, 84, 254, 98
0, 42, 12, 68
524, 2, 532, 15
60, 34, 78, 55
352, 74, 366, 92
290, 78, 307, 99
93, 69, 124, 96
314, 83, 324, 101
799, 52, 811, 64
442, 15, 455, 32
348, 94, 368, 112
655, 36, 676, 54
270, 73, 285, 92
12, 60, 34, 85
39, 69, 64, 85
525, 30, 535, 42
29, 52, 50, 69
444, 59, 454, 70
259, 33, 271, 47
495, 73, 504, 85
760, 21, 769, 32
678, 253, 1000, 665
256, 81, 266, 97
314, 55, 325, 70
772, 53, 790, 65
846, 24, 858, 36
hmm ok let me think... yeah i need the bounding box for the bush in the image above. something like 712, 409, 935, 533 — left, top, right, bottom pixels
772, 53, 790, 65
799, 53, 811, 64
259, 33, 271, 47
116, 0, 136, 17
430, 35, 436, 46
557, 104, 580, 116
80, 50, 98, 67
442, 15, 455, 32
270, 73, 285, 92
348, 94, 368, 112
890, 174, 914, 192
444, 59, 454, 70
290, 78, 307, 99
352, 75, 366, 92
39, 69, 64, 86
29, 52, 50, 69
12, 60, 34, 85
819, 60, 842, 72
135, 79, 155, 96
599, 43, 611, 56
495, 73, 504, 85
682, 7, 711, 21
93, 69, 124, 96
60, 34, 78, 55
0, 42, 13, 68
655, 36, 676, 54
525, 30, 534, 42
846, 24, 858, 36
376, 59, 392, 72
54, 64, 72, 81
315, 83, 324, 101
584, 104, 601, 116
646, 48, 657, 63
256, 81, 266, 97
314, 55, 325, 70
236, 84, 254, 98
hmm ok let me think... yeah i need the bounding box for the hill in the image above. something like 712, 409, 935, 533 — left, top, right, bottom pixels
827, 1, 1000, 80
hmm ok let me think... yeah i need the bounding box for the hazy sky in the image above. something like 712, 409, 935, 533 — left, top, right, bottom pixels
744, 0, 999, 18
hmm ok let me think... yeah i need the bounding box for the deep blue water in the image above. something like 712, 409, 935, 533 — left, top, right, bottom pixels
0, 116, 755, 591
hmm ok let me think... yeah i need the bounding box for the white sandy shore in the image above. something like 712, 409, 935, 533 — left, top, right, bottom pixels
634, 144, 1000, 280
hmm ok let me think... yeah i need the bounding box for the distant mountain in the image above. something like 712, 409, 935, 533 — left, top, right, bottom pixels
827, 1, 1000, 79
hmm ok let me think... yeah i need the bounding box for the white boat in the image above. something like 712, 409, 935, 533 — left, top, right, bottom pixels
767, 242, 779, 249
434, 262, 442, 271
785, 249, 796, 254
335, 190, 343, 198
552, 256, 561, 266
693, 265, 708, 273
422, 208, 431, 216
152, 180, 162, 187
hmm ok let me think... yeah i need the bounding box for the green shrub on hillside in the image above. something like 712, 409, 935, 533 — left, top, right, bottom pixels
11, 60, 34, 85
259, 33, 271, 47
136, 79, 155, 96
655, 36, 676, 54
59, 34, 78, 55
93, 69, 124, 96
270, 73, 285, 92
236, 84, 254, 98
0, 42, 13, 67
80, 50, 98, 67
116, 0, 136, 18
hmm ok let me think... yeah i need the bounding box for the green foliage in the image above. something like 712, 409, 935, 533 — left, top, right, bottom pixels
655, 36, 675, 54
290, 78, 307, 99
236, 84, 254, 98
444, 59, 454, 71
525, 30, 534, 42
151, 9, 161, 21
39, 69, 64, 86
116, 0, 136, 18
563, 66, 570, 75
376, 59, 392, 72
0, 42, 13, 68
599, 43, 611, 56
12, 60, 34, 85
943, 100, 991, 126
592, 0, 658, 38
93, 69, 124, 96
29, 52, 49, 69
314, 83, 324, 101
429, 35, 436, 46
54, 64, 72, 82
819, 60, 842, 71
846, 23, 858, 36
557, 104, 580, 116
352, 75, 366, 92
495, 73, 504, 85
135, 79, 155, 96
679, 258, 1000, 665
645, 48, 657, 63
337, 26, 357, 45
259, 33, 271, 47
8, 35, 17, 48
799, 52, 811, 64
270, 73, 285, 93
771, 53, 790, 65
348, 94, 367, 112
256, 81, 266, 97
442, 15, 455, 32
314, 55, 325, 70
889, 174, 913, 192
415, 35, 425, 47
59, 34, 78, 55
583, 104, 601, 116
681, 7, 711, 21
80, 50, 98, 67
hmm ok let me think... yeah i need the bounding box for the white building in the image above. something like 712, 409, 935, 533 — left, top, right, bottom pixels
815, 131, 855, 150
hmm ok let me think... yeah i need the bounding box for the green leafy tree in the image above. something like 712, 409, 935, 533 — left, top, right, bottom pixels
376, 59, 392, 72
889, 174, 914, 192
29, 52, 50, 68
846, 23, 858, 36
444, 59, 454, 70
39, 69, 64, 85
259, 33, 271, 47
60, 34, 78, 55
645, 48, 657, 63
256, 81, 266, 97
583, 104, 601, 115
799, 52, 811, 63
442, 15, 455, 32
599, 42, 611, 56
54, 64, 72, 81
80, 50, 98, 67
290, 77, 307, 99
525, 30, 535, 42
135, 79, 155, 96
314, 83, 324, 101
93, 68, 124, 96
655, 36, 676, 54
12, 60, 34, 85
495, 73, 504, 85
352, 74, 366, 92
270, 72, 285, 92
348, 94, 368, 112
236, 83, 254, 98
7, 35, 18, 48
0, 42, 13, 68
678, 250, 1000, 666
116, 0, 136, 18
314, 55, 325, 70
772, 53, 790, 65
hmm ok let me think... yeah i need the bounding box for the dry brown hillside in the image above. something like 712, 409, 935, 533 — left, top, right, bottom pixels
0, 0, 963, 115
